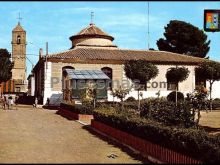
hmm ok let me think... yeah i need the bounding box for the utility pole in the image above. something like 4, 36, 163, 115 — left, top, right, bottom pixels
46, 42, 48, 69
147, 1, 150, 50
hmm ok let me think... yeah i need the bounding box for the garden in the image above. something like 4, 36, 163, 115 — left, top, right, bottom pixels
58, 60, 220, 163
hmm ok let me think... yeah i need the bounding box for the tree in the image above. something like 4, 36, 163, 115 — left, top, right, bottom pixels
166, 66, 190, 105
157, 20, 211, 58
111, 86, 130, 110
195, 61, 220, 110
0, 49, 14, 88
124, 60, 159, 110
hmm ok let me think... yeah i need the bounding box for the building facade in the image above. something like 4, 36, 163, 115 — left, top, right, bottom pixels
0, 21, 27, 95
11, 21, 27, 93
31, 23, 220, 105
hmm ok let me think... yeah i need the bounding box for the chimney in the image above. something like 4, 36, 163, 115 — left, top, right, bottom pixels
39, 48, 43, 60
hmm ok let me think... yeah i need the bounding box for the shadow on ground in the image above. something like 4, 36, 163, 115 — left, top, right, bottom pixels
82, 125, 150, 164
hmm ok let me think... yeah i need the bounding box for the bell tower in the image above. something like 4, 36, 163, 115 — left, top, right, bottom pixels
11, 15, 27, 93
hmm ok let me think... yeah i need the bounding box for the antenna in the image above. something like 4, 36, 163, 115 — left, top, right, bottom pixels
90, 11, 94, 25
17, 12, 22, 24
147, 2, 150, 50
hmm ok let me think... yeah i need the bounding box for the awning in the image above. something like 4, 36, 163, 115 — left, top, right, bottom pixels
64, 69, 110, 80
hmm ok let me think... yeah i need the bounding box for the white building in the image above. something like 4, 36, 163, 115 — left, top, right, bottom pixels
31, 23, 220, 105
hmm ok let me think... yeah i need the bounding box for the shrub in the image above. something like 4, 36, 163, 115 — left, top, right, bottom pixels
214, 98, 220, 101
125, 96, 136, 102
213, 99, 220, 110
60, 102, 94, 115
167, 91, 184, 102
93, 107, 220, 163
140, 100, 195, 128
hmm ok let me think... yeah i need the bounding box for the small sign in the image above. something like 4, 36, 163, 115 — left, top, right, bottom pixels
204, 10, 220, 32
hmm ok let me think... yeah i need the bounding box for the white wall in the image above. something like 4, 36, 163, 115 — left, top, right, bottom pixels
43, 61, 63, 105
206, 80, 220, 99
44, 62, 218, 103
31, 76, 35, 96
108, 64, 197, 102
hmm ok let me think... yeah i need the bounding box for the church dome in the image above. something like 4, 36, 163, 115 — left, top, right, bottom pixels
69, 23, 117, 49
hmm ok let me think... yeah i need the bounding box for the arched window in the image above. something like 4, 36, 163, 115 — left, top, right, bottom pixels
17, 35, 21, 44
62, 66, 75, 90
101, 67, 112, 89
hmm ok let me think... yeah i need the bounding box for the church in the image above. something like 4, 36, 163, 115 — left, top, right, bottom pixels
0, 21, 27, 95
30, 20, 220, 105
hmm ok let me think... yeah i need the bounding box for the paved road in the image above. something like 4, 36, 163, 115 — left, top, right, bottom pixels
0, 105, 144, 163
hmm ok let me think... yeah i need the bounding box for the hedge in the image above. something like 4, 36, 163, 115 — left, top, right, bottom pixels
60, 102, 94, 115
140, 100, 195, 128
93, 107, 220, 163
167, 91, 184, 102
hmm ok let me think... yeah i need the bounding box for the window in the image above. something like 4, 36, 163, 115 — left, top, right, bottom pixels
101, 67, 112, 89
17, 35, 21, 44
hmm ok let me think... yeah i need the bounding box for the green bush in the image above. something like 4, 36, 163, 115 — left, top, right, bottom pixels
96, 101, 138, 110
125, 96, 136, 102
140, 100, 195, 128
213, 99, 220, 110
214, 98, 220, 101
167, 91, 184, 102
93, 107, 220, 163
60, 102, 94, 115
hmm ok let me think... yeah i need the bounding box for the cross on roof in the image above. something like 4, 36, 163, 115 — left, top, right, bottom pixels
90, 11, 94, 25
17, 12, 22, 24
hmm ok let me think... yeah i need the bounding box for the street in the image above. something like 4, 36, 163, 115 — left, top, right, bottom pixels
0, 105, 144, 163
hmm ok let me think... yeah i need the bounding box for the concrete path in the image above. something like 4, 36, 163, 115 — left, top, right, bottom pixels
0, 105, 144, 163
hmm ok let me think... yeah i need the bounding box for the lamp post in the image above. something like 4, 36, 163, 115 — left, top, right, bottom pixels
210, 66, 213, 111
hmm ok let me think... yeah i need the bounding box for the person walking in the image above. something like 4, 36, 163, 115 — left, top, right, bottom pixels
1, 95, 5, 110
33, 97, 38, 108
3, 96, 7, 110
8, 95, 13, 110
47, 98, 50, 106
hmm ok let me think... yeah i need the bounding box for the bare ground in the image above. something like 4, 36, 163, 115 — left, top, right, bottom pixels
199, 110, 220, 134
0, 105, 145, 163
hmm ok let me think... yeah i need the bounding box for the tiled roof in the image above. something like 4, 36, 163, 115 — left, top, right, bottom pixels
69, 23, 114, 41
77, 23, 109, 36
12, 23, 25, 32
47, 47, 209, 64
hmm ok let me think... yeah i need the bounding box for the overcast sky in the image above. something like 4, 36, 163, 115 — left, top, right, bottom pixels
0, 1, 220, 76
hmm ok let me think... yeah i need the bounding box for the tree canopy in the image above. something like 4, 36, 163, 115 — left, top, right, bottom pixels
195, 61, 220, 82
124, 60, 159, 89
157, 20, 211, 58
0, 49, 14, 84
195, 61, 220, 101
166, 66, 190, 84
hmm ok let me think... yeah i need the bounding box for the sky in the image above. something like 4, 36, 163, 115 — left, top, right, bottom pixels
0, 1, 220, 76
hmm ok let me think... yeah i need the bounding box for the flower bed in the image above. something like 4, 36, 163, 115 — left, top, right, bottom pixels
92, 107, 220, 163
